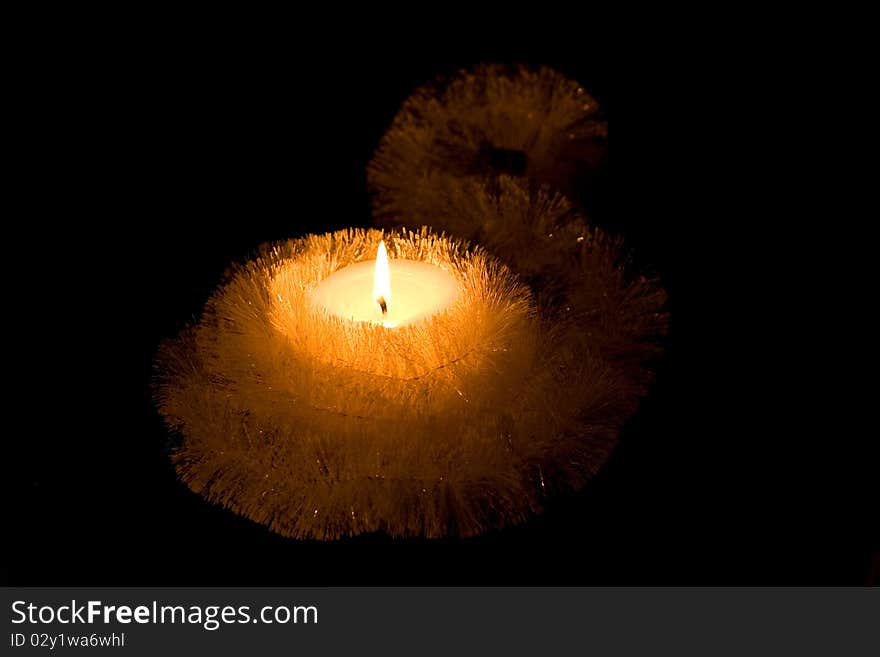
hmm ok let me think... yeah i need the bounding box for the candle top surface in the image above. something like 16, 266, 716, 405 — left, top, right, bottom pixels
311, 258, 460, 328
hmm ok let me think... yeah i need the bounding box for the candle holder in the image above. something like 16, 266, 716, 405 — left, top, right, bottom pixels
157, 230, 572, 539
155, 227, 663, 539
368, 63, 607, 228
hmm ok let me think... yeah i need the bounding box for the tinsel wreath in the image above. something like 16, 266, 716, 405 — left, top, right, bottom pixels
155, 227, 663, 540
368, 63, 607, 228
156, 65, 662, 540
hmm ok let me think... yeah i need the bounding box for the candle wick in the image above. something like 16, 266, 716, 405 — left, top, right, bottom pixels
376, 296, 388, 315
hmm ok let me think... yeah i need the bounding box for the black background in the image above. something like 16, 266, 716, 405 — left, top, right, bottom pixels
7, 30, 876, 586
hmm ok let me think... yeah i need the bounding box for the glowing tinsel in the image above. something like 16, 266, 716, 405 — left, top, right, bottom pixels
155, 227, 663, 540
156, 63, 665, 540
368, 63, 607, 229
157, 230, 607, 539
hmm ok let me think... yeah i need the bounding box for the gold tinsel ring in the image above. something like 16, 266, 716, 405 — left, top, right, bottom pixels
368, 63, 607, 226
156, 227, 626, 540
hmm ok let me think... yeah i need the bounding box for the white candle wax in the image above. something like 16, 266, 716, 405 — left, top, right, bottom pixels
311, 246, 459, 328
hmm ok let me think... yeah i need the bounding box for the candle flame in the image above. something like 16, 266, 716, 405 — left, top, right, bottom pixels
374, 241, 391, 313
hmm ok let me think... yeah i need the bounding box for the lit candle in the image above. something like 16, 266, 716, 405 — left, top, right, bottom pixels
311, 241, 460, 328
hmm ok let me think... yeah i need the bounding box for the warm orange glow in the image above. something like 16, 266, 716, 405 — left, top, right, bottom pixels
373, 241, 391, 311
